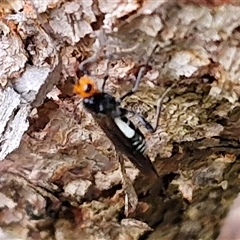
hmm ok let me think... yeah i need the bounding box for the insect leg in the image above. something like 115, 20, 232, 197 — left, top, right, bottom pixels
126, 110, 155, 133
119, 44, 160, 102
124, 85, 174, 133
151, 85, 173, 132
117, 152, 138, 215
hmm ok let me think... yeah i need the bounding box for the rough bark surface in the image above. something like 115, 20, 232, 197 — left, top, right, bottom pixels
0, 0, 240, 239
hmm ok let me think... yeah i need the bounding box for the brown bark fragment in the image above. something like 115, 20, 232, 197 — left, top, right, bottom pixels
1, 1, 240, 240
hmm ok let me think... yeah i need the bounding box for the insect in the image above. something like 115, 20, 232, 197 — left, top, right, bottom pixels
74, 45, 172, 178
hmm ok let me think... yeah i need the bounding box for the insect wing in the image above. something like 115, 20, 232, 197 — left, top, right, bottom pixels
91, 114, 158, 178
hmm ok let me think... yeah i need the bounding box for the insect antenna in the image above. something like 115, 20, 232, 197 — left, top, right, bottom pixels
119, 44, 160, 101
79, 42, 111, 93
79, 54, 96, 76
118, 44, 175, 133
101, 58, 111, 92
79, 35, 103, 76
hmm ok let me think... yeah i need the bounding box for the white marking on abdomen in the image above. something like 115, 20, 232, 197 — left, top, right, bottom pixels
114, 117, 135, 138
132, 136, 142, 145
139, 144, 146, 153
136, 140, 146, 152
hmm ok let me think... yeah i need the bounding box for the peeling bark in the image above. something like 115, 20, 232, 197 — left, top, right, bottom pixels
1, 1, 240, 240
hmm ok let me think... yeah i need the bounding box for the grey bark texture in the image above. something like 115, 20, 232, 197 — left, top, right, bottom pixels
0, 0, 240, 239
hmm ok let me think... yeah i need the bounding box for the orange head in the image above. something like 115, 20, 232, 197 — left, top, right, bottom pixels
74, 76, 98, 98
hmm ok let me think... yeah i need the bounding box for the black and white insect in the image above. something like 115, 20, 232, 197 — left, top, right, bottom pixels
74, 45, 171, 178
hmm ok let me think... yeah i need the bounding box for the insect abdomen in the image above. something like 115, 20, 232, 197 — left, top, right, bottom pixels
91, 113, 158, 177
114, 116, 146, 154
131, 134, 146, 154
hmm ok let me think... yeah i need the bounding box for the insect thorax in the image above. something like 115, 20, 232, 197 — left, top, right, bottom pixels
83, 92, 122, 117
83, 92, 147, 154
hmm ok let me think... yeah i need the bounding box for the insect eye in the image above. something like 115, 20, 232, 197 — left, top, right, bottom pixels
84, 83, 92, 93
74, 76, 98, 98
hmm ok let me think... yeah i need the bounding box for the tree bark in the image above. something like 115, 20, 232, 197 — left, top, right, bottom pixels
0, 0, 240, 239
